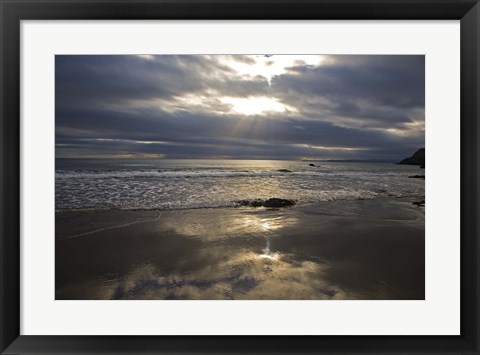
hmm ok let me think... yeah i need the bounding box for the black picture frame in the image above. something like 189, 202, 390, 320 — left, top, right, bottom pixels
1, 0, 479, 354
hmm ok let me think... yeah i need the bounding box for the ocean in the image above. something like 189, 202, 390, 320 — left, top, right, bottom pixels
55, 159, 425, 211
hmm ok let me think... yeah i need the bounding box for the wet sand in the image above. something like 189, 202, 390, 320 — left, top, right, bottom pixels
55, 198, 424, 300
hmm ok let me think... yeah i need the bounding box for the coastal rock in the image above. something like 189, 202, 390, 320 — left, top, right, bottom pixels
398, 148, 425, 166
236, 199, 264, 207
236, 198, 296, 208
408, 175, 425, 179
420, 165, 425, 169
309, 163, 316, 167
277, 169, 292, 173
263, 198, 296, 208
412, 200, 425, 207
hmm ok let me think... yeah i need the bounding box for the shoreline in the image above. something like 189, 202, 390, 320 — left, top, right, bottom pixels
55, 193, 425, 213
56, 197, 424, 300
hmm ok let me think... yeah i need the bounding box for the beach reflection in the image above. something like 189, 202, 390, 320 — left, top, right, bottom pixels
97, 247, 343, 300
96, 210, 338, 300
55, 200, 425, 300
157, 209, 298, 240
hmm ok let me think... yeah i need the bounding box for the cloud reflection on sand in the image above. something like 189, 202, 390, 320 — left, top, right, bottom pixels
100, 248, 345, 300
158, 210, 298, 240
55, 199, 424, 300
89, 210, 344, 300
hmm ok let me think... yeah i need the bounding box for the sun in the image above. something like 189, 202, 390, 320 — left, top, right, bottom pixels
221, 96, 293, 116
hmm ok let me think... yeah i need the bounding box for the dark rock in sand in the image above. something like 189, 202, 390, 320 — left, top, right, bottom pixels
408, 175, 425, 179
420, 165, 425, 169
236, 198, 296, 208
263, 198, 296, 208
412, 200, 425, 207
399, 148, 425, 166
277, 169, 292, 173
309, 163, 316, 167
236, 199, 264, 207
250, 200, 264, 207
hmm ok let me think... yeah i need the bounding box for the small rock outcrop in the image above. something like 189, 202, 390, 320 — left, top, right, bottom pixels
236, 198, 296, 208
237, 199, 264, 207
408, 175, 425, 179
263, 198, 296, 208
399, 148, 425, 166
277, 169, 292, 173
309, 163, 316, 167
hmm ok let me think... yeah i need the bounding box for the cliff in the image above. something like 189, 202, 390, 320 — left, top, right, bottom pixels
398, 148, 425, 166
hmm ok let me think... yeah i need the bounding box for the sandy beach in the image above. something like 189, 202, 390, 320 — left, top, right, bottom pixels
55, 198, 424, 300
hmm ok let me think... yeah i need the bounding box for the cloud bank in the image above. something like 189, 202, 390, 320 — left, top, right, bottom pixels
56, 55, 424, 161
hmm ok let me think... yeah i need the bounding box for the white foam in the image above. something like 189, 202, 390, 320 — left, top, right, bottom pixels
55, 163, 425, 210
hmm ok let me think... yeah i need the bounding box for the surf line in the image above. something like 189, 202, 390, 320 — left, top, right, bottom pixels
62, 210, 162, 240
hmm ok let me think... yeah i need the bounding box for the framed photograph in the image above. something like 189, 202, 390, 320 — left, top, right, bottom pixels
1, 0, 479, 354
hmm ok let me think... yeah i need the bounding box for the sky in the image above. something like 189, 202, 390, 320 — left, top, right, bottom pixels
55, 55, 424, 161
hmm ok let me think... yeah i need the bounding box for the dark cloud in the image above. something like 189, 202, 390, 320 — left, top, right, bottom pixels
56, 55, 201, 109
56, 55, 424, 161
272, 55, 424, 128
